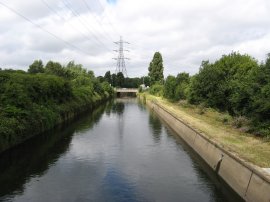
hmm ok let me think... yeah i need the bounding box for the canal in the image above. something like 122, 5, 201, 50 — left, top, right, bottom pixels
0, 99, 242, 202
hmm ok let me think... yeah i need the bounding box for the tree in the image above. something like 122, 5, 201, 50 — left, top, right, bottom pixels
164, 75, 177, 100
176, 72, 190, 84
45, 61, 66, 77
188, 53, 258, 113
87, 70, 95, 79
111, 73, 117, 87
116, 72, 124, 87
65, 61, 86, 78
123, 77, 140, 88
141, 76, 150, 87
104, 71, 111, 84
148, 52, 164, 85
28, 60, 44, 74
248, 54, 270, 128
175, 72, 190, 100
97, 76, 105, 83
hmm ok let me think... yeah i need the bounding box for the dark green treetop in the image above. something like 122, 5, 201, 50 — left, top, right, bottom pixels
28, 60, 44, 74
104, 71, 112, 84
148, 52, 164, 85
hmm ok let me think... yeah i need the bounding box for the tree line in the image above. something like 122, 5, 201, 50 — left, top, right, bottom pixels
97, 71, 151, 88
147, 51, 270, 137
0, 60, 114, 152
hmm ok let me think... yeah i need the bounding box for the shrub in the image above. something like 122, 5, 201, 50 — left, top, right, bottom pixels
149, 83, 164, 96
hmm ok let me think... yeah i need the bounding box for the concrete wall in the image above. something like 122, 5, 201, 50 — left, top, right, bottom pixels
147, 99, 270, 202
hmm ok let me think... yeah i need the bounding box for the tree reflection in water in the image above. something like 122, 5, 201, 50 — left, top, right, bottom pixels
148, 112, 163, 143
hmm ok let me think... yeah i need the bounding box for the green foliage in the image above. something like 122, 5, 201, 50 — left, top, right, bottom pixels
189, 53, 258, 112
149, 83, 164, 96
0, 61, 114, 152
111, 73, 117, 87
123, 77, 141, 88
148, 52, 164, 85
104, 71, 112, 84
187, 52, 270, 137
156, 52, 270, 137
141, 76, 150, 87
28, 60, 44, 74
116, 72, 124, 87
164, 73, 190, 101
45, 61, 69, 78
164, 75, 177, 100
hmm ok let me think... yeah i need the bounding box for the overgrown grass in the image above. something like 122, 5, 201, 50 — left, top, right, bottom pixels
142, 93, 270, 167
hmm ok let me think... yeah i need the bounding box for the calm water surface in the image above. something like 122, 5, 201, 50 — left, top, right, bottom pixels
0, 99, 242, 202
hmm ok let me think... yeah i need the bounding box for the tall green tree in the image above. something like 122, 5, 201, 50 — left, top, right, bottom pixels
28, 60, 44, 74
116, 72, 124, 87
148, 52, 164, 85
104, 71, 112, 84
111, 73, 117, 87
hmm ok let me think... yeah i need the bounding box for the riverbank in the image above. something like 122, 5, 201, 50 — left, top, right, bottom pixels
0, 68, 114, 153
141, 93, 270, 167
141, 93, 270, 201
0, 94, 113, 154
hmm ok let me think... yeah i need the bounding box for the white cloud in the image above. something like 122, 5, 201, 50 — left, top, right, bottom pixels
0, 0, 269, 76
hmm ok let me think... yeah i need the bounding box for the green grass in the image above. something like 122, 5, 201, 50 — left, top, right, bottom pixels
142, 93, 270, 167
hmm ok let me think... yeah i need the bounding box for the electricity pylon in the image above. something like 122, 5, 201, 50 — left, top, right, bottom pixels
113, 36, 130, 77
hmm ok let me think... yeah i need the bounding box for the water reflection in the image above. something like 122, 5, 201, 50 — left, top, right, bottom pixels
0, 99, 243, 202
137, 98, 146, 112
105, 101, 125, 117
0, 104, 106, 200
148, 112, 162, 143
111, 102, 125, 116
162, 122, 244, 202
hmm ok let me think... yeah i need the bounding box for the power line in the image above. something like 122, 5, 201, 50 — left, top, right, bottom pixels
0, 1, 92, 55
81, 0, 115, 42
40, 0, 107, 50
62, 0, 111, 51
96, 0, 121, 37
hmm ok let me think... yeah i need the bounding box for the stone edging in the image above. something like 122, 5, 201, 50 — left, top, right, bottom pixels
147, 99, 270, 202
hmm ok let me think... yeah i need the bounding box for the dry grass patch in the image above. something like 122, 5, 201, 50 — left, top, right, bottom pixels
144, 94, 270, 167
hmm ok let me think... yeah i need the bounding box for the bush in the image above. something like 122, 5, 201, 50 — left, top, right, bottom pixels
0, 63, 114, 152
149, 83, 164, 96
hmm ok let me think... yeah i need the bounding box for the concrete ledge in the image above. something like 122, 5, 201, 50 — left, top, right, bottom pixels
146, 99, 270, 202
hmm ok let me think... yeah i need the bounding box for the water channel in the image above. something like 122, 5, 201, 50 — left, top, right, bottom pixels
0, 99, 243, 202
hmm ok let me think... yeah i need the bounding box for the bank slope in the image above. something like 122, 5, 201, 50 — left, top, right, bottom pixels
0, 69, 114, 153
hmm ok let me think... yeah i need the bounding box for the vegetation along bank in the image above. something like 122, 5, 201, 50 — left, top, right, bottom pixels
140, 51, 270, 168
0, 60, 114, 153
146, 51, 270, 139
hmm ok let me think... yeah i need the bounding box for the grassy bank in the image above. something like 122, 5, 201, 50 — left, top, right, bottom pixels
141, 93, 270, 167
0, 64, 114, 153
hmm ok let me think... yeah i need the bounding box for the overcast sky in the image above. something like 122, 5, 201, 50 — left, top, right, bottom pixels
0, 0, 270, 77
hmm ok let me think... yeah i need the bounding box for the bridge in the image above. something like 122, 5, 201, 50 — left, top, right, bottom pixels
115, 88, 138, 97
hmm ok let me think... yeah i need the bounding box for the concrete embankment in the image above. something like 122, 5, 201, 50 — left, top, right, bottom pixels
146, 99, 270, 202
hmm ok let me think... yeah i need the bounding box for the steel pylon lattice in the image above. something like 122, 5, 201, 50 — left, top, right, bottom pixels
113, 36, 130, 77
